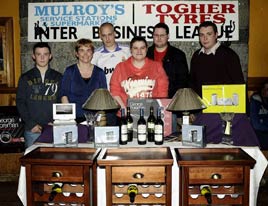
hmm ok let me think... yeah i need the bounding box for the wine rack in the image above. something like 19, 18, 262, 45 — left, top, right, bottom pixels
175, 148, 256, 206
113, 184, 166, 204
20, 147, 100, 206
97, 147, 173, 206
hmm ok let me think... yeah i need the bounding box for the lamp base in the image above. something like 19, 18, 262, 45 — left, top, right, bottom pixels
97, 111, 107, 126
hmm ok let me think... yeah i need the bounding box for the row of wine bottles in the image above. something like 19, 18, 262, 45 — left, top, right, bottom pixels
47, 182, 211, 204
119, 106, 164, 145
125, 184, 211, 204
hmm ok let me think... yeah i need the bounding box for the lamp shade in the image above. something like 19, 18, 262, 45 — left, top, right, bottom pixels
167, 88, 206, 112
82, 88, 120, 111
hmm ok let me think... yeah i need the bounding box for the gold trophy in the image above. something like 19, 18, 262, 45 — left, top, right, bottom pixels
219, 112, 235, 145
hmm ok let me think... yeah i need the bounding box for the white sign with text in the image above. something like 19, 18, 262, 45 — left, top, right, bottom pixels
28, 1, 239, 42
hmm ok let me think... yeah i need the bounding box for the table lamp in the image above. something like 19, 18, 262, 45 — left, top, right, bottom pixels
82, 88, 120, 126
167, 88, 206, 124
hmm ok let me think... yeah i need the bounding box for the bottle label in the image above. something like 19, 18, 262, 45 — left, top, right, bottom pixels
138, 125, 146, 133
148, 122, 155, 129
127, 122, 133, 130
138, 125, 146, 141
121, 134, 128, 142
121, 125, 127, 133
155, 125, 163, 133
155, 134, 163, 141
121, 125, 128, 141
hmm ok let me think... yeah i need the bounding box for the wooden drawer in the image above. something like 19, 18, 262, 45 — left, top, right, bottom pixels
31, 165, 83, 182
112, 166, 165, 183
188, 166, 244, 184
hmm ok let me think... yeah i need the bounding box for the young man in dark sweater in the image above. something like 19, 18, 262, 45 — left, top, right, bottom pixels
16, 42, 62, 147
189, 21, 260, 147
190, 21, 245, 97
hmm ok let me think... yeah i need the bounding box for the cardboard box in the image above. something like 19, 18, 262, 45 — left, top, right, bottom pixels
127, 98, 173, 138
94, 126, 119, 148
53, 124, 78, 147
182, 124, 206, 148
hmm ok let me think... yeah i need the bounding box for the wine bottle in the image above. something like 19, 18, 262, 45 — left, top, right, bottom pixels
155, 107, 164, 145
137, 107, 147, 145
48, 182, 63, 201
200, 185, 212, 204
120, 108, 128, 145
147, 106, 156, 142
127, 184, 138, 203
126, 107, 133, 142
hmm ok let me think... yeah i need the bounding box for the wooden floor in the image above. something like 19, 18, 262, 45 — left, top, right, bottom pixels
0, 176, 267, 206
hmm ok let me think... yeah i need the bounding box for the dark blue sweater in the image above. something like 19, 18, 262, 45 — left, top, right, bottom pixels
16, 67, 62, 130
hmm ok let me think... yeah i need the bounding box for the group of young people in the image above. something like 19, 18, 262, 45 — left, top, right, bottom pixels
17, 21, 254, 148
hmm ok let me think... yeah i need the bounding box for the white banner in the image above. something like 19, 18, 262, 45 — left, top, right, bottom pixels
28, 1, 239, 42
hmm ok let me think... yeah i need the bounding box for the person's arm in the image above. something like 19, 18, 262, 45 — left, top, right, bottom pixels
172, 49, 189, 89
16, 76, 37, 130
99, 68, 108, 89
113, 96, 126, 110
155, 63, 169, 98
56, 74, 63, 103
60, 67, 72, 103
250, 95, 268, 131
226, 48, 245, 84
110, 63, 127, 107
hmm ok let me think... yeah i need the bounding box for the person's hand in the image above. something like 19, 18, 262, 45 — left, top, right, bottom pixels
31, 124, 42, 133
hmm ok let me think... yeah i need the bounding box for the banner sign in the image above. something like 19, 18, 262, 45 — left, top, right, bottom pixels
28, 1, 239, 42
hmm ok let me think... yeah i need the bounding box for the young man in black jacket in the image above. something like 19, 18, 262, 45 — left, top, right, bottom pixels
16, 42, 62, 147
147, 22, 189, 98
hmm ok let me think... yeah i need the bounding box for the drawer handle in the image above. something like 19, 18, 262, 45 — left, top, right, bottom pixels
211, 173, 222, 179
52, 172, 62, 178
133, 173, 144, 179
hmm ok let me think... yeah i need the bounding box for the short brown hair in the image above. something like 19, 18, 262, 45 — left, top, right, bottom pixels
75, 38, 94, 53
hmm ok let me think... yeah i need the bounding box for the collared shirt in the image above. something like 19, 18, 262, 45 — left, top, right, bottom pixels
199, 41, 221, 55
100, 43, 122, 53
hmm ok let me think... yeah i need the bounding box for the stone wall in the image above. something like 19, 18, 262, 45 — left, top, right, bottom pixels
19, 0, 249, 80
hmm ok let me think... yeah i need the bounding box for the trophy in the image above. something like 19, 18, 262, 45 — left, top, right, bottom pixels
219, 112, 235, 145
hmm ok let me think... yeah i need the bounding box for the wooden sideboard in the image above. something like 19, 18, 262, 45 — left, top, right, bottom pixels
175, 148, 256, 206
97, 147, 173, 206
20, 147, 100, 206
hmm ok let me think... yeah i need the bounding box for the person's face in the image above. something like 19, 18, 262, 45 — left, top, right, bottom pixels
153, 27, 169, 48
100, 25, 116, 49
75, 45, 93, 64
32, 47, 52, 68
131, 41, 147, 61
199, 26, 218, 51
